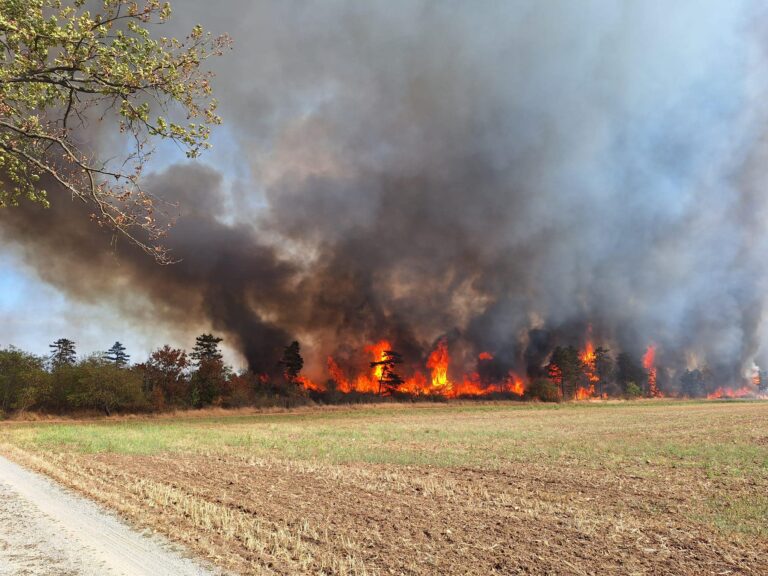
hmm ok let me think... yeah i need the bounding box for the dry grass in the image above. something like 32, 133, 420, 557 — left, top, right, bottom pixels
1, 401, 767, 575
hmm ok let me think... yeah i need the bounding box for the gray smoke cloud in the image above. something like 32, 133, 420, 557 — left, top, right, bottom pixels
3, 0, 768, 389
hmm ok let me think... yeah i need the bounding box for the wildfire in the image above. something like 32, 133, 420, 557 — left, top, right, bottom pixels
548, 363, 563, 387
574, 338, 599, 400
574, 385, 595, 400
707, 386, 753, 400
643, 344, 662, 398
306, 338, 531, 398
427, 339, 451, 392
447, 372, 485, 397
325, 341, 391, 394
296, 375, 324, 392
580, 340, 599, 384
296, 335, 677, 402
507, 372, 525, 396
366, 340, 392, 381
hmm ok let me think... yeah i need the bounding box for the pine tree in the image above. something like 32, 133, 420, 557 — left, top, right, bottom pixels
191, 334, 223, 365
371, 350, 405, 395
189, 334, 226, 407
279, 341, 304, 382
105, 341, 130, 367
547, 346, 582, 399
49, 338, 76, 367
594, 347, 614, 397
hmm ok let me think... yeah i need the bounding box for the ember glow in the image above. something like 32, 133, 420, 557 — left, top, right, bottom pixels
575, 339, 599, 400
706, 387, 754, 400
3, 2, 768, 404
643, 345, 662, 398
301, 339, 527, 398
507, 373, 525, 397
427, 339, 451, 392
295, 335, 763, 401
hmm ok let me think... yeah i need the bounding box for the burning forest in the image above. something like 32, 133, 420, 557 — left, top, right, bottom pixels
3, 1, 768, 408
292, 332, 768, 401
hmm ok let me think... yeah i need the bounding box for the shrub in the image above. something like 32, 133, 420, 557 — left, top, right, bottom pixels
67, 357, 146, 415
0, 347, 49, 413
526, 378, 561, 402
624, 382, 643, 399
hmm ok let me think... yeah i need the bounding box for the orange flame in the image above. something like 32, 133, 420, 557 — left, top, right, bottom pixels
707, 386, 753, 399
643, 344, 662, 397
427, 339, 451, 392
296, 375, 324, 392
366, 340, 392, 381
580, 340, 599, 384
507, 371, 525, 396
305, 339, 526, 398
574, 385, 595, 400
327, 356, 351, 393
448, 372, 484, 397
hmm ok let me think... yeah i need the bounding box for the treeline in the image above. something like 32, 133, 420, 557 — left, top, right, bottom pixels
543, 345, 649, 399
542, 344, 767, 399
0, 335, 311, 417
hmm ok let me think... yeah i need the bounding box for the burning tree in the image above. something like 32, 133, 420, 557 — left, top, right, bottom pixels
594, 347, 614, 397
547, 346, 582, 399
642, 345, 662, 398
371, 350, 405, 395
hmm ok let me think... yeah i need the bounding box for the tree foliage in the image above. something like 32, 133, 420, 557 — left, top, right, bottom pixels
594, 346, 614, 396
371, 349, 404, 395
0, 0, 230, 260
67, 355, 145, 414
616, 352, 646, 393
680, 368, 710, 398
547, 345, 582, 399
105, 340, 130, 366
278, 341, 304, 381
0, 347, 48, 413
191, 333, 223, 364
49, 337, 76, 367
138, 344, 188, 407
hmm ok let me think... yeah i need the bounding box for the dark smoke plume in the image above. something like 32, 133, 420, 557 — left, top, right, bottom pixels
3, 0, 768, 389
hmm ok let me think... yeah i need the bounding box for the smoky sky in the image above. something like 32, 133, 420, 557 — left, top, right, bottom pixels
3, 0, 768, 386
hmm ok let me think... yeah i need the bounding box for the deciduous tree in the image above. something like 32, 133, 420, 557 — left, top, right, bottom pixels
0, 0, 230, 260
0, 346, 48, 413
138, 344, 189, 408
69, 356, 145, 415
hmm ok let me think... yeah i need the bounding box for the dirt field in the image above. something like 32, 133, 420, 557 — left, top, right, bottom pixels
0, 454, 218, 576
1, 401, 767, 575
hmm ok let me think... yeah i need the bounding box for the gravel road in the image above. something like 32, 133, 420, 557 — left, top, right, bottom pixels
0, 454, 220, 576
